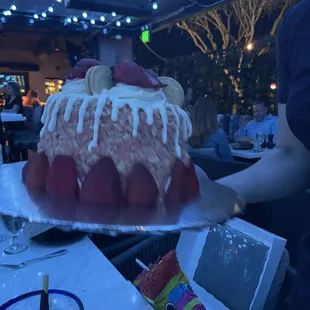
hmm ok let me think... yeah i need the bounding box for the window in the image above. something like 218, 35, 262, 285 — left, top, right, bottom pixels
45, 78, 63, 96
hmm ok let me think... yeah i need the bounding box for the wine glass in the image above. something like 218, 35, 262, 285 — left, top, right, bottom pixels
0, 215, 28, 255
255, 132, 265, 152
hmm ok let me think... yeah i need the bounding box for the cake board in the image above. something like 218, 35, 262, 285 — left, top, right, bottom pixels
0, 162, 245, 235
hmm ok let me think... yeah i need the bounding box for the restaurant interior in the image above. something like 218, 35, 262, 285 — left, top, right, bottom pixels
0, 0, 310, 310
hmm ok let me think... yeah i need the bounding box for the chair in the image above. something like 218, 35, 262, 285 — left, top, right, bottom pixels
10, 105, 44, 160
190, 153, 250, 180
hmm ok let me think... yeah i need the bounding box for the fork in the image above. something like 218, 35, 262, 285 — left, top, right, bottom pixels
0, 249, 67, 269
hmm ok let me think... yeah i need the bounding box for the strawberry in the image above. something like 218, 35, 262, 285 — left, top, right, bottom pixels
181, 160, 200, 203
80, 157, 123, 210
65, 58, 100, 80
46, 155, 79, 200
126, 163, 159, 208
125, 163, 158, 224
25, 152, 49, 192
113, 60, 166, 89
22, 161, 29, 183
165, 159, 186, 216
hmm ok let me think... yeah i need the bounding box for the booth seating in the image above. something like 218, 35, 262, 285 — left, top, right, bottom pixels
9, 105, 44, 161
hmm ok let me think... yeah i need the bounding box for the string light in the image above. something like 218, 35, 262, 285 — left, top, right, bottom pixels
126, 17, 131, 23
0, 1, 123, 30
246, 43, 254, 51
152, 2, 158, 10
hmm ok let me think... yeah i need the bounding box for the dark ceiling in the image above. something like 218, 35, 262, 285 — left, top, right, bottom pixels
0, 0, 229, 35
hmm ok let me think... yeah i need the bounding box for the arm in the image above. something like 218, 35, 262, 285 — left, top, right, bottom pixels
217, 9, 310, 203
217, 104, 310, 203
215, 129, 233, 160
271, 118, 278, 141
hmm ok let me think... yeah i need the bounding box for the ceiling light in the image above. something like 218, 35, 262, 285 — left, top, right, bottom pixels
72, 16, 78, 22
90, 19, 95, 24
33, 13, 39, 19
41, 12, 47, 18
116, 20, 121, 27
10, 5, 17, 11
152, 2, 158, 9
126, 17, 131, 23
48, 6, 54, 13
111, 12, 116, 17
66, 17, 72, 23
82, 12, 87, 18
100, 15, 105, 22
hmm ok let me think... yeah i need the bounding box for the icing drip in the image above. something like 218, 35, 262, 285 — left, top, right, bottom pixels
168, 104, 181, 158
41, 94, 56, 124
175, 105, 192, 140
64, 95, 78, 121
48, 97, 66, 132
88, 92, 108, 152
40, 96, 58, 137
159, 105, 168, 144
41, 83, 192, 157
77, 95, 91, 134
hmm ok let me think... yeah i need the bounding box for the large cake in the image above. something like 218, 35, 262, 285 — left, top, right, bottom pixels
23, 59, 199, 224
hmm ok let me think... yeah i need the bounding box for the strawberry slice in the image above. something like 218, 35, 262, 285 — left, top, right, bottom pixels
22, 161, 29, 183
80, 157, 123, 209
165, 159, 186, 216
46, 155, 79, 200
25, 152, 49, 192
125, 163, 158, 224
182, 161, 200, 203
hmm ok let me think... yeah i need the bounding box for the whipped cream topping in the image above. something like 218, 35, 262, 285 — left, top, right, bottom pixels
40, 82, 192, 158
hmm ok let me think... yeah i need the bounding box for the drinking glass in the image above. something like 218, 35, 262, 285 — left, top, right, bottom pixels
0, 215, 28, 254
255, 132, 265, 152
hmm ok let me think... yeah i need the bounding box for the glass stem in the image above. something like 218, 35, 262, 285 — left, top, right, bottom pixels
11, 235, 18, 246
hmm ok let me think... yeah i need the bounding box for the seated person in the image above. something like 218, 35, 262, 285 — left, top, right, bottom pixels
235, 101, 278, 140
23, 90, 40, 108
188, 94, 233, 160
2, 82, 24, 114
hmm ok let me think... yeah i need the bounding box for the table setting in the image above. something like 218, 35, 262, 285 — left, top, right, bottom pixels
0, 222, 153, 309
230, 132, 274, 160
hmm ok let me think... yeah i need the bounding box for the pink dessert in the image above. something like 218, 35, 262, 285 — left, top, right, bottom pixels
23, 59, 199, 224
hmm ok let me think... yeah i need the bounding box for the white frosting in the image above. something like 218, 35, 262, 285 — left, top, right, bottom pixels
40, 82, 192, 157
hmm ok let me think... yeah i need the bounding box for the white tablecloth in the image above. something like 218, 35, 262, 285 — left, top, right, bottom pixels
0, 225, 152, 309
231, 148, 273, 159
0, 112, 26, 122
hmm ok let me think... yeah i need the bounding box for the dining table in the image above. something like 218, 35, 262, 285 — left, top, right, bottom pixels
0, 112, 26, 123
0, 223, 153, 309
230, 146, 273, 160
